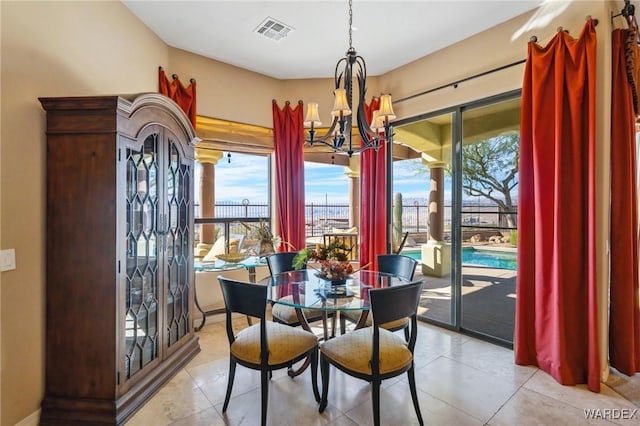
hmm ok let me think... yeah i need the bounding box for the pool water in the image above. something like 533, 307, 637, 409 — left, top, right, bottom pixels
402, 247, 517, 270
461, 248, 517, 270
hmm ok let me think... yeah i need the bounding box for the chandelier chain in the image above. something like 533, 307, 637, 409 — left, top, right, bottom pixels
303, 0, 394, 157
348, 0, 353, 49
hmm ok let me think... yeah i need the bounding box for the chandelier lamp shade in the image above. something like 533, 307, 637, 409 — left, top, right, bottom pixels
303, 0, 395, 156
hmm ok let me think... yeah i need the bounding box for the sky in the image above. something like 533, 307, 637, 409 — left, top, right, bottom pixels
195, 152, 443, 205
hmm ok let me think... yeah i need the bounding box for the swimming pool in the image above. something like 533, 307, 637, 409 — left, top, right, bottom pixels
402, 247, 517, 271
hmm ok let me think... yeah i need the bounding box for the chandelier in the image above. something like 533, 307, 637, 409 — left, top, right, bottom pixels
303, 0, 395, 157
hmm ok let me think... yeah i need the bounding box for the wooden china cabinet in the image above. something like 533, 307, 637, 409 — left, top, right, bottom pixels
39, 93, 201, 425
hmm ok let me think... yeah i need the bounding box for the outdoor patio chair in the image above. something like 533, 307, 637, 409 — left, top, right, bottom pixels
323, 232, 359, 260
218, 276, 320, 426
201, 233, 246, 262
266, 252, 332, 332
394, 231, 410, 254
319, 280, 425, 426
340, 254, 418, 339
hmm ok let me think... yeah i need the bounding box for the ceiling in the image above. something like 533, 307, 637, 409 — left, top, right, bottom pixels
122, 0, 543, 80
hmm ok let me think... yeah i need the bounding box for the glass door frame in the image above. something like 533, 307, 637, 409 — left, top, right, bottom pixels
390, 89, 521, 348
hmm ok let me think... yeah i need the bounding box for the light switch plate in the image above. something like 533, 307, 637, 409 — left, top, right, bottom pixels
0, 249, 16, 271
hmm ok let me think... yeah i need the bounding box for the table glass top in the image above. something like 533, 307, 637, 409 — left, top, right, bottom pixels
194, 256, 267, 272
266, 269, 407, 311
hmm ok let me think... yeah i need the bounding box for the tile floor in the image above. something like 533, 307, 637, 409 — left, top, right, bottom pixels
126, 314, 638, 425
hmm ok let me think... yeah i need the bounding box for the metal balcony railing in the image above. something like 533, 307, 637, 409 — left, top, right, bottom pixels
193, 202, 518, 242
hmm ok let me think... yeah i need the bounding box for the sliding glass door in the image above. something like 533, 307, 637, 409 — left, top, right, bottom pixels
393, 91, 520, 345
458, 96, 520, 344
393, 111, 455, 326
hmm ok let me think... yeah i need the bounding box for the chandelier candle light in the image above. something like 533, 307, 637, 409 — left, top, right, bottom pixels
304, 0, 396, 157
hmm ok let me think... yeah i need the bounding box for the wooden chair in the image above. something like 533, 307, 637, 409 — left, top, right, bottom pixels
340, 254, 418, 338
319, 280, 425, 426
218, 276, 320, 426
323, 232, 359, 260
265, 252, 329, 331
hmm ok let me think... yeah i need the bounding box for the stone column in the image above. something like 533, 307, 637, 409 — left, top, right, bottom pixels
421, 160, 451, 277
344, 158, 360, 229
428, 163, 445, 241
195, 148, 223, 246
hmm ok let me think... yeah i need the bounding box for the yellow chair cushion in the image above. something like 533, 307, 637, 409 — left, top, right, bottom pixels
272, 296, 324, 323
231, 321, 318, 365
320, 327, 412, 375
341, 310, 410, 331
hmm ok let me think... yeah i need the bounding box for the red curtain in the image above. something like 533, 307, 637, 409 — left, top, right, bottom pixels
272, 100, 306, 252
158, 67, 197, 127
359, 97, 386, 271
515, 20, 600, 392
609, 28, 640, 376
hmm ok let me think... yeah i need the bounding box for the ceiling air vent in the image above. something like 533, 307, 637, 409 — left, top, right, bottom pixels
254, 17, 294, 42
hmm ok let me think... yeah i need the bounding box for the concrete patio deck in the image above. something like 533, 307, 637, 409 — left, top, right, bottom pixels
413, 265, 516, 343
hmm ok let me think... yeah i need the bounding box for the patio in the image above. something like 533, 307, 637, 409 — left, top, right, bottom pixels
413, 264, 516, 343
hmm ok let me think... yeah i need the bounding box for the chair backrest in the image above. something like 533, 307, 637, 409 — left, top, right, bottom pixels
218, 276, 267, 319
370, 280, 423, 326
266, 251, 305, 275
377, 254, 418, 281
218, 276, 270, 366
369, 280, 424, 360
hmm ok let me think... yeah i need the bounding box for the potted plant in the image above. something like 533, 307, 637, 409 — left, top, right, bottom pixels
293, 240, 355, 284
241, 220, 281, 255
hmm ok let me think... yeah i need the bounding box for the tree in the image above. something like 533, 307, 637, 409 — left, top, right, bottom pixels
459, 133, 518, 228
407, 133, 519, 228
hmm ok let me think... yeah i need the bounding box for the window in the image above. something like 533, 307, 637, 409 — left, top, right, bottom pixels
193, 151, 271, 255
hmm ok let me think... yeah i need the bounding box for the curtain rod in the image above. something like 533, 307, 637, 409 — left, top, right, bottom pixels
394, 59, 525, 104
530, 16, 598, 43
395, 16, 598, 105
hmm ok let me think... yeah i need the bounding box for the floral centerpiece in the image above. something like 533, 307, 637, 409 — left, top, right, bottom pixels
293, 241, 354, 284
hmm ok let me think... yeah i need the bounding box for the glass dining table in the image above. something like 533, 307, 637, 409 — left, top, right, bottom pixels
265, 269, 410, 339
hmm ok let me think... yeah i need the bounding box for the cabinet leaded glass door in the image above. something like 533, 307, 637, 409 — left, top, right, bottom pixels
165, 137, 192, 347
124, 133, 160, 379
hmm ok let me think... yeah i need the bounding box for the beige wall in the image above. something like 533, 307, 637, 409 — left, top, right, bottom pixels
0, 0, 622, 424
0, 1, 169, 424
168, 47, 281, 127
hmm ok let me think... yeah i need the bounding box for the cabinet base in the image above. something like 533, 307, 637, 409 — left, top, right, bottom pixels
40, 336, 200, 425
